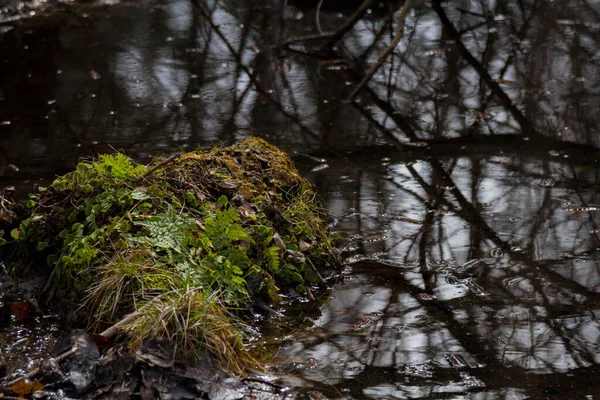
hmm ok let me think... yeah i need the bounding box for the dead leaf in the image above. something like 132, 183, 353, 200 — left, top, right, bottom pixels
272, 232, 286, 249
238, 187, 253, 201
8, 379, 44, 395
9, 301, 31, 320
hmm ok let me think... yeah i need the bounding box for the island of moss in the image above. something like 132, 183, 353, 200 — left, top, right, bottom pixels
1, 137, 341, 375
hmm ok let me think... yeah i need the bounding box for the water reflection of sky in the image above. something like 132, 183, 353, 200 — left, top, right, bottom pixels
1, 0, 600, 398
282, 148, 599, 396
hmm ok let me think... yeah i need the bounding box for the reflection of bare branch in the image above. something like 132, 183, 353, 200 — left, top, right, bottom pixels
191, 0, 322, 141
348, 0, 411, 101
316, 0, 325, 35
424, 159, 600, 302
282, 0, 376, 48
431, 0, 536, 136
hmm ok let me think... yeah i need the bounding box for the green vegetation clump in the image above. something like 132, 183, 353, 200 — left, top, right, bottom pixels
2, 137, 340, 374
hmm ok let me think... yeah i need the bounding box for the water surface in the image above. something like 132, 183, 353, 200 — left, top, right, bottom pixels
1, 0, 599, 398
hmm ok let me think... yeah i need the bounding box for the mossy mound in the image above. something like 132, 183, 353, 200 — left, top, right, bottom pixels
2, 137, 341, 374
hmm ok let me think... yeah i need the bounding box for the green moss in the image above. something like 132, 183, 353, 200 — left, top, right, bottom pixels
0, 137, 340, 374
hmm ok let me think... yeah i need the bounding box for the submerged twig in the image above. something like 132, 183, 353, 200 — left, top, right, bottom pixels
348, 0, 412, 101
4, 342, 75, 388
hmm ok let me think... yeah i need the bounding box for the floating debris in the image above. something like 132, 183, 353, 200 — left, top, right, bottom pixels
435, 259, 457, 268
540, 178, 556, 187
339, 241, 359, 252
362, 234, 390, 244
310, 163, 329, 172
340, 211, 361, 220
489, 248, 503, 258
343, 254, 366, 264
564, 206, 598, 212
352, 317, 374, 331
417, 293, 436, 301
462, 278, 489, 296
459, 371, 486, 388
456, 259, 483, 275
403, 363, 433, 378
447, 275, 489, 296
428, 209, 455, 215
406, 141, 429, 147
502, 276, 525, 286
469, 110, 493, 120
446, 354, 468, 368
419, 48, 450, 56
390, 215, 424, 224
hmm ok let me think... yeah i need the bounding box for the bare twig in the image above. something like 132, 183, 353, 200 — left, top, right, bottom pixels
98, 301, 149, 338
4, 343, 76, 388
348, 0, 412, 101
140, 153, 180, 180
306, 257, 327, 287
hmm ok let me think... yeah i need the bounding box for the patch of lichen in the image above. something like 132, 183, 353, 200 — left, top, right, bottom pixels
1, 137, 340, 374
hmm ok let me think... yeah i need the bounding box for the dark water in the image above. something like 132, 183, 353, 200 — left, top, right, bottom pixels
1, 0, 600, 398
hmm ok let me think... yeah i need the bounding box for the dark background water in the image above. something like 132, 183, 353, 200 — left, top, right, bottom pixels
1, 0, 599, 398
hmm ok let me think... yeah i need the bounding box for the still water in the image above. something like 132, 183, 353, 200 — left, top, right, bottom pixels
1, 0, 599, 398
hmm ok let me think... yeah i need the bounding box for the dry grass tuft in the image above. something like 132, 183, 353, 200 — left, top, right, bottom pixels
125, 288, 262, 375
